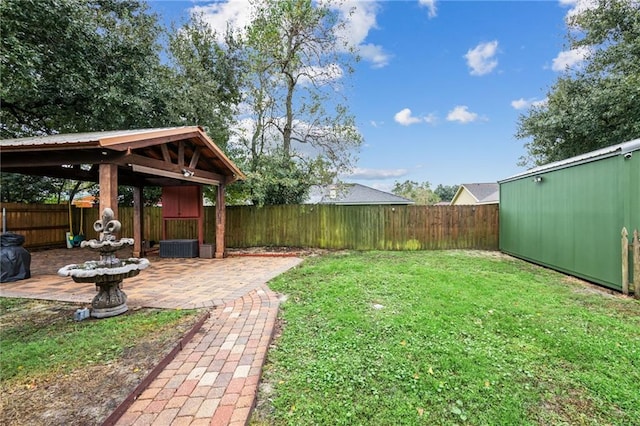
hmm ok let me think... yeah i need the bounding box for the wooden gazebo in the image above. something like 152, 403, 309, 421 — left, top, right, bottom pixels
0, 127, 245, 258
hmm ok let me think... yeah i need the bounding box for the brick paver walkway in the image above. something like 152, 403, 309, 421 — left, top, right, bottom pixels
1, 249, 303, 425
115, 285, 280, 426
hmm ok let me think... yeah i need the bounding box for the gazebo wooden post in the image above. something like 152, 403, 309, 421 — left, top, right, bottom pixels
215, 182, 226, 258
99, 163, 118, 218
133, 185, 144, 257
198, 186, 204, 245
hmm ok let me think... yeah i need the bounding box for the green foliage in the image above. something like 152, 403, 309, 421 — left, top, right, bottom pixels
103, 186, 162, 207
392, 180, 440, 205
516, 0, 640, 166
0, 0, 167, 138
0, 173, 61, 203
0, 0, 241, 140
259, 251, 640, 425
165, 14, 243, 148
236, 151, 332, 205
434, 184, 459, 202
0, 172, 159, 206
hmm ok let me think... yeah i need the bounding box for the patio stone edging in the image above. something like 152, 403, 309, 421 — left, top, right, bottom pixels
227, 252, 303, 258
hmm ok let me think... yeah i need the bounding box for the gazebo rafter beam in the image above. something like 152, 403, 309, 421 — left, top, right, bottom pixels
160, 144, 171, 163
178, 141, 185, 167
189, 146, 202, 169
116, 153, 226, 183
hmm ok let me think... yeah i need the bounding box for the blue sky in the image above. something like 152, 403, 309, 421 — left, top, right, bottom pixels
149, 0, 590, 190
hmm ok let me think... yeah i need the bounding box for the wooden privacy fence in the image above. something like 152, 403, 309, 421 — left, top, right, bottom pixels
0, 203, 499, 251
621, 227, 640, 299
225, 204, 499, 250
1, 203, 72, 249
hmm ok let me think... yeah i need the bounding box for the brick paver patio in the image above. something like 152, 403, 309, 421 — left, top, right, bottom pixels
1, 248, 303, 425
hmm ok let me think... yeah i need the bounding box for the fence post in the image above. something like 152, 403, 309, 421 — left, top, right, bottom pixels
634, 229, 640, 300
622, 227, 629, 295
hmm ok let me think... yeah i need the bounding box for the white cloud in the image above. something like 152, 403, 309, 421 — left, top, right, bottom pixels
358, 43, 391, 68
394, 108, 436, 126
330, 1, 378, 46
511, 98, 530, 110
191, 0, 252, 42
559, 0, 599, 23
345, 167, 408, 179
511, 97, 548, 110
330, 1, 390, 68
370, 120, 383, 128
424, 113, 437, 124
394, 108, 421, 126
551, 47, 590, 71
446, 106, 479, 123
419, 0, 437, 18
464, 41, 499, 76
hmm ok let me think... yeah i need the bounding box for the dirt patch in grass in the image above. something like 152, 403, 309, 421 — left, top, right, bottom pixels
0, 299, 202, 426
562, 275, 621, 296
227, 246, 331, 257
534, 386, 612, 425
452, 249, 514, 259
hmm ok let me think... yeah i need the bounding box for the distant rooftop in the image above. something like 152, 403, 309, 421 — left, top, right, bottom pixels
452, 183, 499, 205
306, 183, 415, 205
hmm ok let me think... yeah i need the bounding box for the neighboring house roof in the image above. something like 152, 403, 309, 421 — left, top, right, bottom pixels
306, 183, 415, 205
499, 138, 640, 183
451, 183, 499, 205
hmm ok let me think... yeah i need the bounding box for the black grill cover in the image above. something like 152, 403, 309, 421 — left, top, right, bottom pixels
1, 233, 31, 282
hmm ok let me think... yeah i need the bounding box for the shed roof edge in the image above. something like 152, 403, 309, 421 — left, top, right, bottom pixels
499, 138, 640, 184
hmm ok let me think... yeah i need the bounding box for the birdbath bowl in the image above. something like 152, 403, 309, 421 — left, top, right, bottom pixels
58, 208, 149, 318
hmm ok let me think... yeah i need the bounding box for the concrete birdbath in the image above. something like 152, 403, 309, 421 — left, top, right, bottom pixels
58, 208, 150, 318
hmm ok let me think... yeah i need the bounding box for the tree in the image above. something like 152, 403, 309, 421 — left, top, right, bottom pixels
0, 175, 61, 203
243, 152, 311, 205
235, 0, 363, 204
434, 184, 459, 202
0, 0, 169, 138
165, 14, 243, 149
516, 0, 640, 166
392, 180, 440, 205
1, 0, 169, 204
113, 187, 162, 207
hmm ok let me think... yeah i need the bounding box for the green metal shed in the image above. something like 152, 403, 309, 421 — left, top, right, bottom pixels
499, 139, 640, 292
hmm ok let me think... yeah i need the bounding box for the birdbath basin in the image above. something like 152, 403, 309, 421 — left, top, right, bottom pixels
58, 208, 149, 318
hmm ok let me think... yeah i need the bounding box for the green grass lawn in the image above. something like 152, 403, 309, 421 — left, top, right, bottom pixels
0, 298, 199, 383
254, 251, 640, 425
